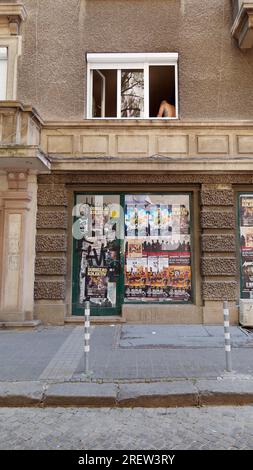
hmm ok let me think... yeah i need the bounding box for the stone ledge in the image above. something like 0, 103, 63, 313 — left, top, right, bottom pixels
2, 378, 253, 408
0, 382, 43, 407
117, 382, 198, 408
0, 3, 27, 23
197, 377, 253, 405
44, 383, 118, 407
0, 320, 41, 329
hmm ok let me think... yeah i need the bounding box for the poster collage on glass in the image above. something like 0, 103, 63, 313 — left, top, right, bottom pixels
77, 195, 192, 308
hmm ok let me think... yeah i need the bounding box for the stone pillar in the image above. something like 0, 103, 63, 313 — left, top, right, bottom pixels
200, 184, 238, 324
0, 171, 39, 325
34, 178, 67, 324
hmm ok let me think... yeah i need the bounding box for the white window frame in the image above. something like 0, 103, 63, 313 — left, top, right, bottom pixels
0, 37, 21, 101
0, 47, 8, 100
86, 52, 179, 120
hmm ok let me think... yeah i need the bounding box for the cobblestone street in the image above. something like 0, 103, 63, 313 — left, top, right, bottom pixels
0, 406, 253, 450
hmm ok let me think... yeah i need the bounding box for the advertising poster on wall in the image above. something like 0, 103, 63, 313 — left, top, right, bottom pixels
124, 194, 192, 302
240, 196, 253, 226
240, 195, 253, 299
149, 205, 160, 236
127, 239, 143, 258
86, 267, 108, 300
160, 204, 172, 236
137, 205, 148, 236
76, 195, 121, 309
125, 204, 137, 237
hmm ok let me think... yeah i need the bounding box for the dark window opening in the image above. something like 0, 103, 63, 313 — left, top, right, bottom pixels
92, 69, 117, 118
149, 66, 175, 118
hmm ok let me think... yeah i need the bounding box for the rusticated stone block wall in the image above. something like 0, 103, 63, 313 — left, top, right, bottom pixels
34, 180, 68, 301
200, 184, 237, 301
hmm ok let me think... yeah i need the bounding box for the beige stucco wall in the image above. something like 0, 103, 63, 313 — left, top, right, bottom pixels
17, 0, 253, 121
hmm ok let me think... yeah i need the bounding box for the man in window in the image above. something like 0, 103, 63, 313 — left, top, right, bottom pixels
157, 100, 176, 118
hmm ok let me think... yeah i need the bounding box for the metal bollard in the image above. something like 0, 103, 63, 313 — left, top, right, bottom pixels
84, 300, 90, 375
223, 300, 232, 372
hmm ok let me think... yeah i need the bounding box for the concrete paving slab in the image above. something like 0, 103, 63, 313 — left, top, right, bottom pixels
0, 327, 75, 381
117, 381, 198, 407
0, 382, 44, 407
44, 382, 118, 407
118, 325, 253, 349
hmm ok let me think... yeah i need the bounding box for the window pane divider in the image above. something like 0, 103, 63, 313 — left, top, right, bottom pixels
117, 69, 121, 119
144, 63, 149, 119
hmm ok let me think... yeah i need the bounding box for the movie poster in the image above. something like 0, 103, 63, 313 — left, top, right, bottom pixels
149, 205, 160, 236
240, 196, 253, 226
160, 205, 171, 236
148, 256, 159, 273
137, 205, 148, 237
127, 239, 143, 258
126, 256, 147, 273
86, 267, 108, 300
125, 204, 136, 237
171, 204, 181, 234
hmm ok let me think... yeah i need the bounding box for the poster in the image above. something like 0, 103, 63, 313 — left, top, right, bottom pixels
158, 257, 169, 271
160, 205, 172, 236
240, 196, 253, 226
149, 205, 160, 236
126, 257, 147, 273
240, 195, 253, 298
148, 256, 159, 273
125, 204, 137, 237
180, 205, 190, 234
124, 194, 192, 302
127, 240, 143, 258
77, 195, 121, 307
137, 205, 148, 236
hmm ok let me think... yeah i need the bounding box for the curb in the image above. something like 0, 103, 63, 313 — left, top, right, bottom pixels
1, 379, 253, 408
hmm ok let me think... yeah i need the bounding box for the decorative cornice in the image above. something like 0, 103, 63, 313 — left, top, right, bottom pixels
0, 101, 44, 125
0, 3, 27, 22
43, 119, 253, 130
231, 1, 253, 48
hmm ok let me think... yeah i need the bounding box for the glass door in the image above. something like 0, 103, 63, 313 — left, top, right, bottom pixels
72, 194, 124, 316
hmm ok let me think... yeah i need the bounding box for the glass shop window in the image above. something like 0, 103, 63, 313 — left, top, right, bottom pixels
124, 194, 192, 303
87, 53, 178, 119
75, 195, 122, 308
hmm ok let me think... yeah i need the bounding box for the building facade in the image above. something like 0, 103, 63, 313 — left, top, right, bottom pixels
1, 0, 253, 326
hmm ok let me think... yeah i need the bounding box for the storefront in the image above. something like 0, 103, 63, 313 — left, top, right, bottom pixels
72, 192, 193, 316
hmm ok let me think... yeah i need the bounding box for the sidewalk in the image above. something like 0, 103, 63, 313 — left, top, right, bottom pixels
0, 324, 253, 407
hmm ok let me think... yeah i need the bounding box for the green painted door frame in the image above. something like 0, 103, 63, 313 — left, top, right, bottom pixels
72, 192, 124, 316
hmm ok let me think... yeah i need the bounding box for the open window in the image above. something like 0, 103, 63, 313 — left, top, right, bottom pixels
87, 53, 178, 119
0, 47, 8, 100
